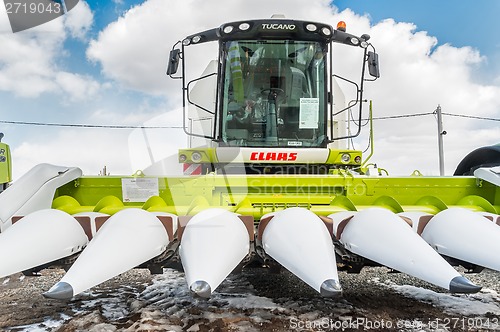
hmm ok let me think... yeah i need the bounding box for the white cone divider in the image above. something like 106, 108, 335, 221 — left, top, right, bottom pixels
329, 208, 480, 293
262, 207, 341, 296
180, 208, 249, 298
480, 212, 500, 225
0, 209, 88, 278
44, 208, 169, 300
421, 208, 500, 272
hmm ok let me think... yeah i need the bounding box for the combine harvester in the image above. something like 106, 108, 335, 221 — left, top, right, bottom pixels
1, 16, 500, 301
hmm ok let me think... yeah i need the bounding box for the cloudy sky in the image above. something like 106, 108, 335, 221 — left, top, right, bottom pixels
1, 0, 499, 179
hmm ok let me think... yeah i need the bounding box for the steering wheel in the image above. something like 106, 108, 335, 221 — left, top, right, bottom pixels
260, 88, 285, 101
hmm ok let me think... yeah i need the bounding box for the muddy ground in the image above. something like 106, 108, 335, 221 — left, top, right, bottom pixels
0, 267, 499, 331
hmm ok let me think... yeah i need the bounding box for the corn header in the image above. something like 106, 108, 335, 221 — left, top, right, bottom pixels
1, 16, 499, 301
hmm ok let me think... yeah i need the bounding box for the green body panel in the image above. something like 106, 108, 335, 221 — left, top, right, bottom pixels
53, 174, 500, 219
0, 142, 12, 185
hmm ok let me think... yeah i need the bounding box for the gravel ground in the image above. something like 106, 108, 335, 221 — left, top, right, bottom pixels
1, 267, 499, 332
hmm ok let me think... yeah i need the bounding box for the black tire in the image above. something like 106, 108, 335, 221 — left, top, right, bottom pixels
453, 144, 500, 175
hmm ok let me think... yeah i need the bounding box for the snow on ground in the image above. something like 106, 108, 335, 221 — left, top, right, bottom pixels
6, 269, 286, 332
6, 314, 72, 332
372, 277, 500, 331
4, 268, 500, 331
375, 277, 500, 316
124, 269, 285, 331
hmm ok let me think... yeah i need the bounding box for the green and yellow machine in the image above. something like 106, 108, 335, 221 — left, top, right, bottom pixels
0, 133, 12, 193
1, 16, 500, 300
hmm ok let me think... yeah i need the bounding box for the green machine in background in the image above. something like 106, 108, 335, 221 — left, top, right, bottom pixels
0, 133, 12, 192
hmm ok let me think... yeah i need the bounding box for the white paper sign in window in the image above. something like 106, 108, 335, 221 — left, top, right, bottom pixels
122, 178, 159, 202
299, 98, 319, 129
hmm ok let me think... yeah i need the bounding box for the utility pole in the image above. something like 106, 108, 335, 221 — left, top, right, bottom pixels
434, 105, 446, 176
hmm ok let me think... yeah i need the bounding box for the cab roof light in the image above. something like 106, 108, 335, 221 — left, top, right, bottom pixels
321, 27, 332, 36
239, 22, 250, 31
336, 21, 347, 32
306, 23, 317, 32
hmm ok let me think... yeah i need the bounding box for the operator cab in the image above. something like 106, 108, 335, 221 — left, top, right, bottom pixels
167, 17, 379, 174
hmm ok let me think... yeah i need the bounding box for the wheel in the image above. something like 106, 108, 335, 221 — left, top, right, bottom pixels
454, 145, 500, 175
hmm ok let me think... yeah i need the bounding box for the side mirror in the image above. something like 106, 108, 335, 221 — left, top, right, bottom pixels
166, 49, 181, 75
367, 51, 380, 78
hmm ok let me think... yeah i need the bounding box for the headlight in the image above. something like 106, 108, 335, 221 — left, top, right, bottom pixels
350, 37, 359, 45
179, 154, 187, 162
192, 35, 201, 43
341, 153, 351, 163
182, 38, 191, 46
354, 156, 362, 164
223, 25, 234, 34
191, 151, 202, 163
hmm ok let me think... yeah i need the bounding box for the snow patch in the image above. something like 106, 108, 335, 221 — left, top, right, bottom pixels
380, 279, 500, 316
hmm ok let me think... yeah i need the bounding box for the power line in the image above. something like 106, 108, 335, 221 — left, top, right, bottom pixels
441, 112, 500, 122
363, 112, 500, 122
0, 120, 183, 129
355, 112, 434, 121
1, 111, 498, 129
370, 112, 434, 120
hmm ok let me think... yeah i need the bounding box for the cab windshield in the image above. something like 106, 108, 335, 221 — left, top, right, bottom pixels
220, 40, 327, 147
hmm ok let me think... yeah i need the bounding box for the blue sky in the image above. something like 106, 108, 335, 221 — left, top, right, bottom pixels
335, 0, 499, 49
335, 0, 500, 81
0, 0, 499, 178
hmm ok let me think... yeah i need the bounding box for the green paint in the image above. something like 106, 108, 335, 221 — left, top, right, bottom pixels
53, 173, 500, 219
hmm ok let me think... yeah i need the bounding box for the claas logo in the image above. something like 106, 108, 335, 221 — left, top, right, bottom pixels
250, 152, 298, 161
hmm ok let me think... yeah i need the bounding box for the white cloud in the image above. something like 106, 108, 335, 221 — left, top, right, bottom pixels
10, 105, 186, 179
55, 72, 101, 101
12, 129, 132, 179
64, 0, 93, 40
0, 1, 99, 100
